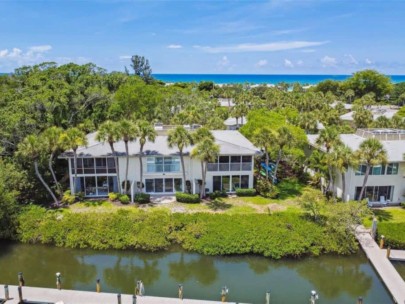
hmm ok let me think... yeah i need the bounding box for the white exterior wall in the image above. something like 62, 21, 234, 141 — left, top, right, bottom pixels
333, 163, 405, 203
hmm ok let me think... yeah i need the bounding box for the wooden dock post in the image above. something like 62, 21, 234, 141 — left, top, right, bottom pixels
117, 293, 122, 304
380, 235, 385, 249
265, 290, 270, 304
132, 294, 137, 304
387, 246, 391, 258
96, 279, 101, 293
357, 296, 363, 304
178, 284, 183, 300
56, 272, 62, 290
221, 286, 228, 303
4, 285, 9, 300
18, 286, 23, 304
18, 272, 25, 287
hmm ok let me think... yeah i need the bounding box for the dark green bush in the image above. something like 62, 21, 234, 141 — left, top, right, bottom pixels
256, 179, 279, 198
119, 194, 130, 204
176, 192, 200, 203
208, 190, 227, 199
134, 193, 150, 204
236, 188, 257, 197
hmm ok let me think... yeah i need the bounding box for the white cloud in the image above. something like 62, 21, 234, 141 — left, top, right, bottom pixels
256, 59, 268, 67
296, 60, 304, 66
194, 40, 328, 53
344, 54, 358, 65
284, 59, 294, 68
0, 49, 9, 58
119, 55, 132, 60
167, 44, 182, 49
365, 58, 373, 65
28, 45, 52, 53
321, 56, 337, 67
218, 55, 230, 67
8, 48, 22, 58
271, 28, 307, 35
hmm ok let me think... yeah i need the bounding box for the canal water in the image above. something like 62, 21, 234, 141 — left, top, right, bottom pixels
0, 241, 393, 304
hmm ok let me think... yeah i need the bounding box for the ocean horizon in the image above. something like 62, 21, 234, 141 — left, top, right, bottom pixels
153, 74, 405, 85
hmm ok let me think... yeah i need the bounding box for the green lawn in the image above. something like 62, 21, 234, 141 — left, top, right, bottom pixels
364, 207, 405, 227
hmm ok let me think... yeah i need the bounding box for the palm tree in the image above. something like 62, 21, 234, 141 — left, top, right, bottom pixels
96, 121, 121, 193
330, 145, 356, 201
316, 127, 342, 193
117, 119, 137, 193
191, 137, 220, 198
18, 135, 59, 205
167, 126, 194, 193
355, 138, 387, 201
345, 89, 355, 103
353, 108, 373, 129
135, 120, 157, 192
42, 126, 64, 197
60, 128, 88, 194
252, 127, 273, 179
272, 126, 295, 179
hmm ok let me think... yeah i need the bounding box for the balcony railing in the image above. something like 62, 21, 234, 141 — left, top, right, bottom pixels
147, 164, 181, 173
207, 162, 252, 172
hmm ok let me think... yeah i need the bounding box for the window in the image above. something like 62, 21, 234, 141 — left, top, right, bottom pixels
107, 158, 116, 173
145, 178, 183, 193
96, 158, 108, 174
355, 186, 394, 202
147, 157, 180, 173
213, 175, 249, 192
355, 165, 367, 176
207, 155, 252, 172
97, 176, 108, 196
386, 163, 399, 175
71, 158, 83, 174
85, 176, 96, 196
356, 164, 388, 176
83, 158, 95, 174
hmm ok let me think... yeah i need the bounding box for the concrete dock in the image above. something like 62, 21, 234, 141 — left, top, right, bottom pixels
0, 285, 236, 304
382, 249, 405, 262
355, 225, 405, 304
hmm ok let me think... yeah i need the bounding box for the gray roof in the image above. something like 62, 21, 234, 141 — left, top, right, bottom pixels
224, 116, 247, 126
307, 133, 405, 162
62, 130, 259, 158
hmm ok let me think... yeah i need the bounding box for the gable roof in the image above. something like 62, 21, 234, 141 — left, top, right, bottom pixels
61, 130, 259, 158
307, 133, 405, 162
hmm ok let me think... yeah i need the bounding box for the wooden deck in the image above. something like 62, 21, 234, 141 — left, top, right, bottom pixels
355, 225, 405, 303
0, 285, 237, 304
382, 249, 405, 262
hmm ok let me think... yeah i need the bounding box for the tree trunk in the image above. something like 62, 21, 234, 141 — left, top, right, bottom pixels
139, 145, 144, 192
110, 143, 121, 194
341, 172, 346, 202
180, 149, 187, 193
274, 149, 282, 182
124, 141, 129, 194
358, 165, 370, 201
49, 152, 61, 197
236, 117, 239, 129
326, 165, 333, 193
34, 160, 59, 205
200, 161, 205, 199
73, 150, 78, 195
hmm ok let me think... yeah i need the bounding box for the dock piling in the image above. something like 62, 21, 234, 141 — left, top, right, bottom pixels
96, 279, 101, 293
265, 290, 270, 304
4, 285, 9, 300
380, 235, 385, 249
387, 247, 391, 258
132, 294, 137, 304
117, 293, 121, 304
357, 296, 363, 304
18, 272, 25, 287
18, 286, 23, 304
221, 286, 228, 303
56, 272, 62, 290
178, 284, 183, 300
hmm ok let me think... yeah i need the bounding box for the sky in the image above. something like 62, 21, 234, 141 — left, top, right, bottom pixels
0, 0, 405, 74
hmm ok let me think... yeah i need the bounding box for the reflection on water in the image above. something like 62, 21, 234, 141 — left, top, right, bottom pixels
0, 241, 393, 304
394, 262, 405, 280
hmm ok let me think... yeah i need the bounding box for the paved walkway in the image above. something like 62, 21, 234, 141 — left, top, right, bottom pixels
0, 285, 235, 304
355, 225, 405, 304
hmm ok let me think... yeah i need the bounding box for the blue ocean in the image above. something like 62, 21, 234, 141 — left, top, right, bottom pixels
153, 74, 405, 85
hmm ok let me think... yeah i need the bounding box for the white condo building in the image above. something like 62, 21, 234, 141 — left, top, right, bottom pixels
61, 128, 259, 201
307, 129, 405, 204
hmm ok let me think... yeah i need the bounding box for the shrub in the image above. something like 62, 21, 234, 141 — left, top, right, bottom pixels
118, 194, 130, 204
236, 188, 257, 197
176, 192, 200, 204
134, 193, 151, 204
208, 190, 227, 199
108, 192, 119, 201
256, 179, 279, 198
76, 192, 85, 202
61, 190, 76, 205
